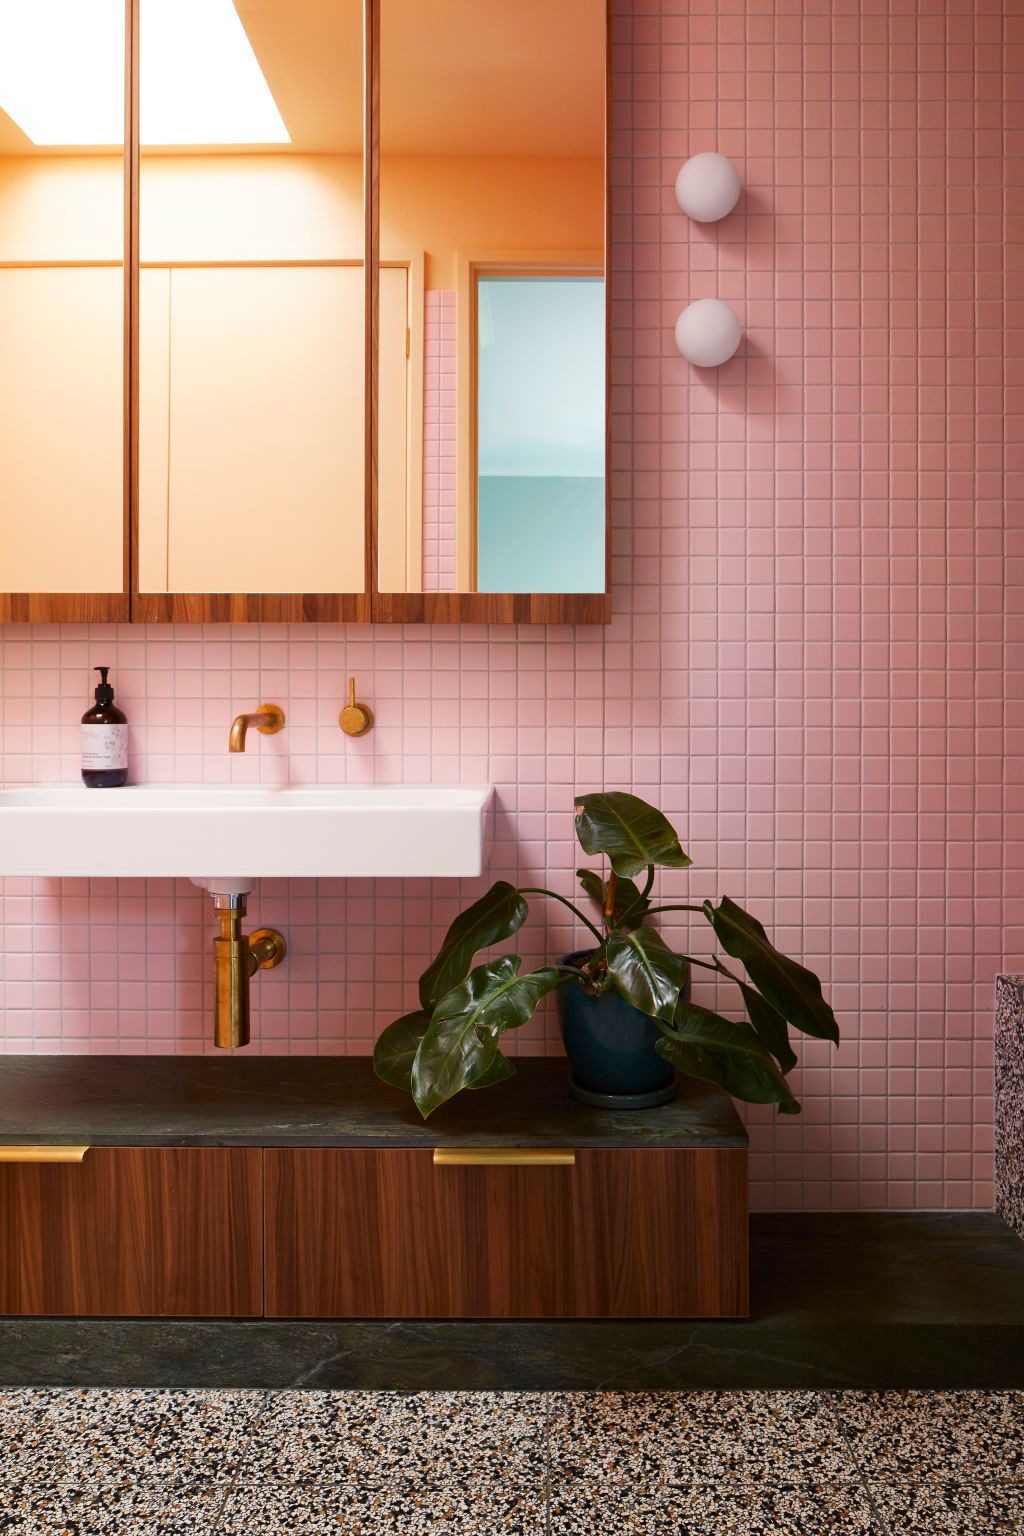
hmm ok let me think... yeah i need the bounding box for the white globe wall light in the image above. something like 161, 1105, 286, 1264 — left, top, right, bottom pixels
674, 152, 741, 223
674, 299, 742, 368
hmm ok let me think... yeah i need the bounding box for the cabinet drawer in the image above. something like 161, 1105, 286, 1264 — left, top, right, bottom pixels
265, 1147, 747, 1319
0, 1148, 263, 1317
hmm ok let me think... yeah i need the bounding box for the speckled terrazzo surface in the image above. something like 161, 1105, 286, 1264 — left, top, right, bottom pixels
995, 975, 1024, 1241
0, 1388, 1022, 1534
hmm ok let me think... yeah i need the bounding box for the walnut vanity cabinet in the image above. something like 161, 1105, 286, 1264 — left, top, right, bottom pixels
0, 1148, 263, 1317
263, 1147, 748, 1319
0, 1057, 749, 1320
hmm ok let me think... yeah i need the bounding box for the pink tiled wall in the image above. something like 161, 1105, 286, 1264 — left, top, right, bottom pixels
0, 0, 1020, 1211
422, 291, 457, 592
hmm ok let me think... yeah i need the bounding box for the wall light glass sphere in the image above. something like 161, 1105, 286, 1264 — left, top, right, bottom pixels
674, 299, 742, 368
674, 152, 741, 223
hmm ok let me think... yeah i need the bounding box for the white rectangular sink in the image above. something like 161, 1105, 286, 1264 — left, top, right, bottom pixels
0, 784, 494, 880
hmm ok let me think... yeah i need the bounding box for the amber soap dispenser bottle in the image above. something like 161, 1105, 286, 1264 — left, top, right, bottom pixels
81, 667, 128, 788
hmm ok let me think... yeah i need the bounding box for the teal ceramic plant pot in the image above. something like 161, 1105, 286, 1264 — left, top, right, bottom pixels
558, 950, 677, 1108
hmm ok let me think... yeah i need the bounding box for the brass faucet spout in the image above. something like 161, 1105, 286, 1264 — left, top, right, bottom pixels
228, 702, 285, 753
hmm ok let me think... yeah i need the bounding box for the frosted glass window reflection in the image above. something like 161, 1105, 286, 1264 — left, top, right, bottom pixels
476, 276, 604, 594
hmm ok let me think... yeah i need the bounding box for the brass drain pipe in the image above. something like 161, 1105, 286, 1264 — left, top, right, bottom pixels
211, 892, 286, 1050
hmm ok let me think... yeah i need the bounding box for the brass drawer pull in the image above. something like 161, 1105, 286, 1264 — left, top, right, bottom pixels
0, 1145, 90, 1164
433, 1148, 575, 1167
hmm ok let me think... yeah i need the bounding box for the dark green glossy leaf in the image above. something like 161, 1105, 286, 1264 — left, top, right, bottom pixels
605, 926, 689, 1022
739, 983, 797, 1075
411, 957, 563, 1118
704, 896, 840, 1045
418, 880, 528, 1011
574, 792, 692, 878
576, 868, 605, 908
372, 1010, 431, 1091
466, 1051, 516, 1090
576, 867, 651, 932
656, 1001, 800, 1114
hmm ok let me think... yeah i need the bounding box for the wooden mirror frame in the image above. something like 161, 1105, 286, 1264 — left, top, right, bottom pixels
1, 0, 608, 625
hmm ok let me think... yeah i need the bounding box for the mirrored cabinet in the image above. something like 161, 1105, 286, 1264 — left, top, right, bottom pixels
0, 0, 128, 620
134, 0, 368, 621
0, 0, 609, 624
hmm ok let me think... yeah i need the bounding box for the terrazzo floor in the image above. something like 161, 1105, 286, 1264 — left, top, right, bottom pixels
0, 1387, 1020, 1534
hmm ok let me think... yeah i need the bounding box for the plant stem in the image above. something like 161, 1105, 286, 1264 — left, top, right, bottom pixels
518, 887, 604, 946
603, 870, 618, 926
678, 953, 745, 987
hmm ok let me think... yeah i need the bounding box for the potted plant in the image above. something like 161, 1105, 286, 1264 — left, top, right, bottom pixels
374, 791, 839, 1118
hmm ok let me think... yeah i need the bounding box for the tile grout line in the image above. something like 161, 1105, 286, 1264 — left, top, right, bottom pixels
822, 1390, 896, 1536
206, 1387, 275, 1533
543, 1390, 556, 1536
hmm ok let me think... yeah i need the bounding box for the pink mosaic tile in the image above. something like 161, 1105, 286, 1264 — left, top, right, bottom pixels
0, 0, 1019, 1212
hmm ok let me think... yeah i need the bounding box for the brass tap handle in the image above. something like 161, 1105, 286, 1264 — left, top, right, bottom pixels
339, 676, 374, 737
254, 703, 285, 735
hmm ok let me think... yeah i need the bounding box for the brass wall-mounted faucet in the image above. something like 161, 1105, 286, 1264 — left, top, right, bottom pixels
339, 677, 373, 737
211, 891, 286, 1050
229, 702, 285, 753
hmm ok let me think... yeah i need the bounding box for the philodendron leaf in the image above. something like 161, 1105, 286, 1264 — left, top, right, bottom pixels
418, 880, 528, 1011
574, 792, 692, 878
704, 896, 840, 1045
576, 867, 651, 932
576, 868, 605, 909
411, 956, 563, 1118
739, 983, 797, 1075
466, 1051, 515, 1090
373, 1010, 431, 1091
605, 926, 689, 1022
656, 1001, 800, 1114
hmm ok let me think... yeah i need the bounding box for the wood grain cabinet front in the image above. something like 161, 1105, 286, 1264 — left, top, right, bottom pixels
0, 1148, 263, 1317
264, 1147, 748, 1319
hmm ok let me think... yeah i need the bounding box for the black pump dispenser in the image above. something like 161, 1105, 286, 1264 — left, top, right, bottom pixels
81, 666, 128, 788
93, 666, 114, 708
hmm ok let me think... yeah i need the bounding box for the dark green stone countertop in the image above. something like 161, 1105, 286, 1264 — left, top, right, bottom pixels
0, 1055, 748, 1149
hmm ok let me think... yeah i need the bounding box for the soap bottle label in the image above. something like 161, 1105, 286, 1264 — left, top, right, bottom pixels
81, 724, 128, 772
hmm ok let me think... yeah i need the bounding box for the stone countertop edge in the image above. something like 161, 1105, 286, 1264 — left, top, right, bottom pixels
997, 974, 1024, 996
0, 1054, 749, 1150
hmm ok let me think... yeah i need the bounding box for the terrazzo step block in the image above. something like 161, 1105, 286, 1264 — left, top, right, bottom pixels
995, 975, 1024, 1241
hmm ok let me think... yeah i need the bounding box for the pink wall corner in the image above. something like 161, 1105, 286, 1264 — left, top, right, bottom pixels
0, 0, 1020, 1212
